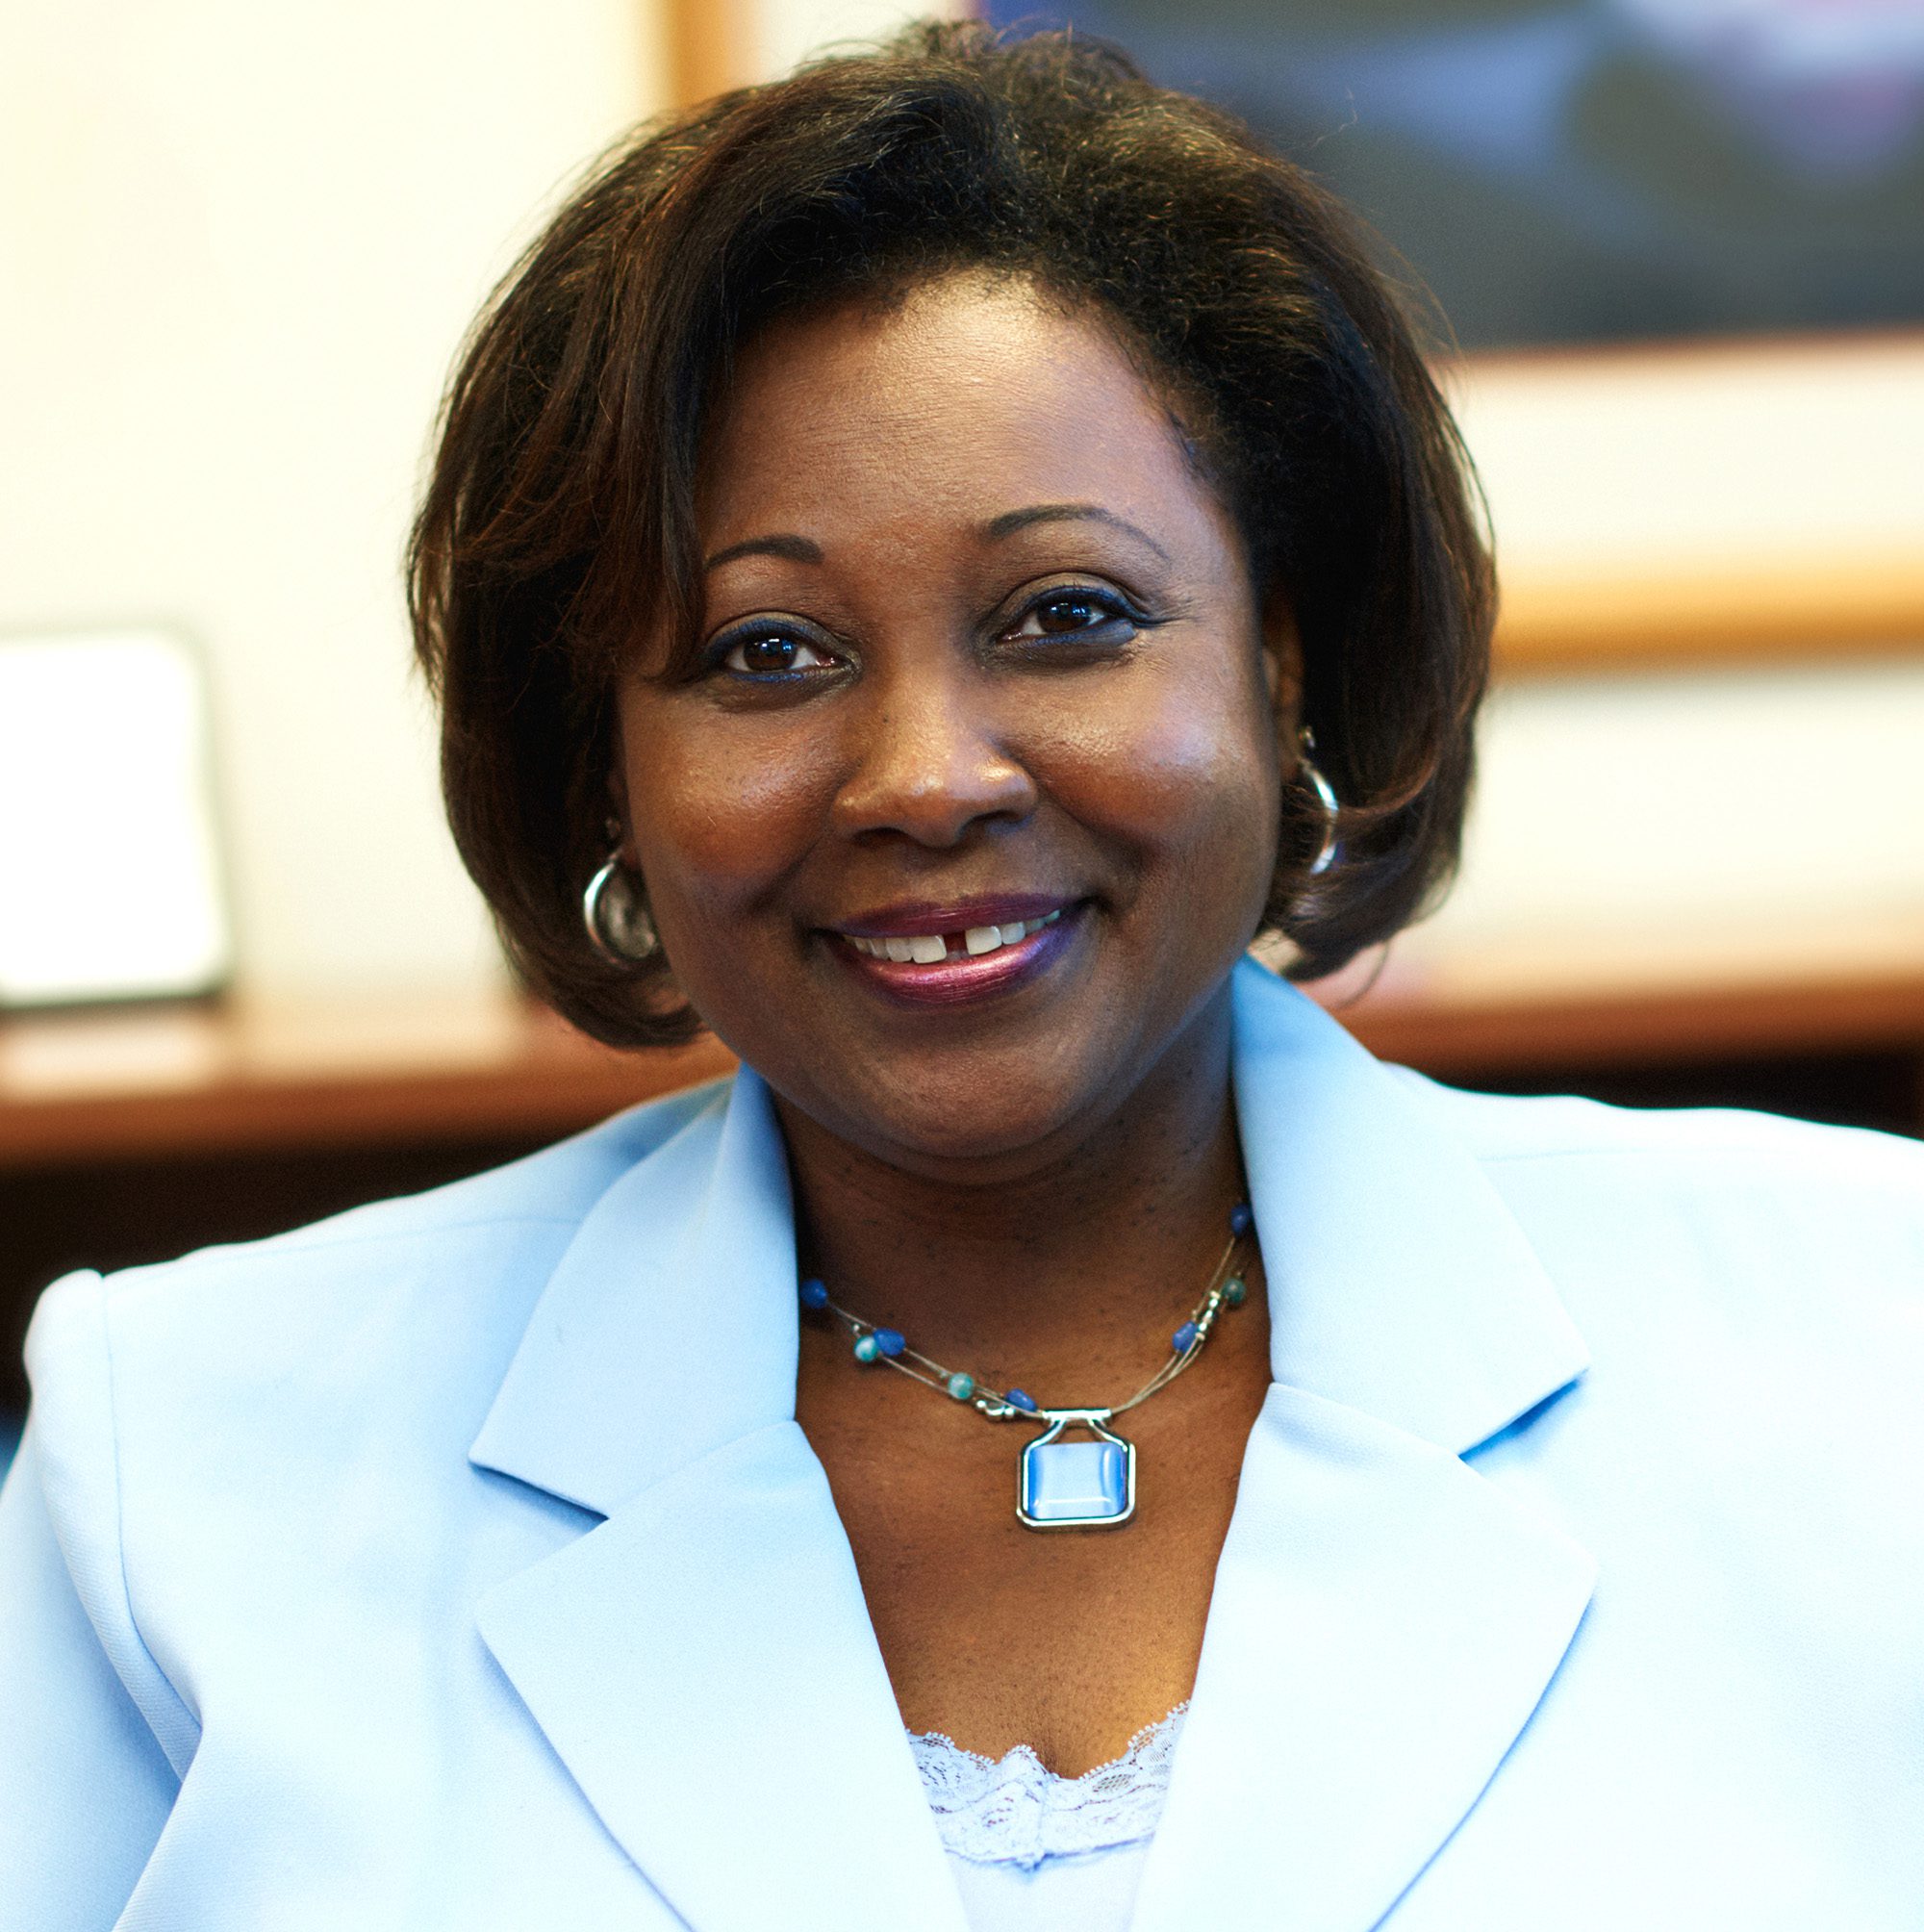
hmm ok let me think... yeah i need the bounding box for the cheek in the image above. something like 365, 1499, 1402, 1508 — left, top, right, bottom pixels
1040, 657, 1280, 878
620, 701, 835, 912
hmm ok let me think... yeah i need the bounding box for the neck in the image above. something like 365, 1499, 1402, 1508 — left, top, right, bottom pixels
773, 991, 1246, 1399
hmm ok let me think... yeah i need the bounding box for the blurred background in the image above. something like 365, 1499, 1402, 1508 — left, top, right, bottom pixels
3, 0, 1922, 1458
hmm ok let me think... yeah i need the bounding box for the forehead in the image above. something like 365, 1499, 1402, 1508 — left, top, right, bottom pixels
696, 273, 1229, 562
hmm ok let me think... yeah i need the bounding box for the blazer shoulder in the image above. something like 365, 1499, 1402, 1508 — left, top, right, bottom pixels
1386, 1070, 1924, 1351
1392, 1065, 1921, 1274
1390, 1063, 1924, 1188
190, 1069, 733, 1262
24, 1073, 732, 1425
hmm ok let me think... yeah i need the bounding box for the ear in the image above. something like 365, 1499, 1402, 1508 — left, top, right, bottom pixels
1258, 586, 1304, 749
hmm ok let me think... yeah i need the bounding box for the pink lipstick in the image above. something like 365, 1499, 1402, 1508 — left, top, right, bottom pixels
824, 897, 1081, 1006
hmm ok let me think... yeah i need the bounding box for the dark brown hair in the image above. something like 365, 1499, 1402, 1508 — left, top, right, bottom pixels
409, 20, 1493, 1048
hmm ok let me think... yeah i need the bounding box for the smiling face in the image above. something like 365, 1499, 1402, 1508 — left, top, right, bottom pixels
613, 273, 1289, 1176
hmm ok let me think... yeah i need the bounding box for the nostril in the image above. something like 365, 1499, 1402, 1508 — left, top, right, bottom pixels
833, 757, 1038, 847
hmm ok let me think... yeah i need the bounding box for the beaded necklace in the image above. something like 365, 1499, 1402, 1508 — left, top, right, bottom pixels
799, 1200, 1256, 1531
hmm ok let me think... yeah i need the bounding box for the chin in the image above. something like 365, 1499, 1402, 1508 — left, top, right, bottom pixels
827, 1034, 1127, 1175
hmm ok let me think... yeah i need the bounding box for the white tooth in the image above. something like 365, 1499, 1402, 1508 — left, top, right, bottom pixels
964, 925, 1002, 955
885, 936, 914, 962
909, 934, 948, 964
1022, 916, 1045, 936
854, 937, 877, 957
998, 922, 1025, 944
1042, 908, 1061, 925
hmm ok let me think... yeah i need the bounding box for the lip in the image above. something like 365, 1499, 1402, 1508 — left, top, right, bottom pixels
824, 899, 1084, 1008
830, 893, 1071, 940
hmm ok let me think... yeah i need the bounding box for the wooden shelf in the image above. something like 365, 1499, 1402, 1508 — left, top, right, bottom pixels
6, 963, 1923, 1172
0, 995, 732, 1170
1334, 965, 1924, 1080
1492, 553, 1924, 675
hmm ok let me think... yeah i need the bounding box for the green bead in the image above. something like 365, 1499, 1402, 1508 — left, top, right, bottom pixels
947, 1372, 975, 1401
853, 1334, 881, 1362
1223, 1276, 1247, 1307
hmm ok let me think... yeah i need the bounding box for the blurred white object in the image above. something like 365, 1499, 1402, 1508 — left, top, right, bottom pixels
1400, 657, 1924, 995
0, 631, 231, 1006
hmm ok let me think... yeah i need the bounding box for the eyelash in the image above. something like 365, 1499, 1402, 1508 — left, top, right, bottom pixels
1000, 585, 1149, 648
702, 583, 1152, 685
710, 627, 838, 681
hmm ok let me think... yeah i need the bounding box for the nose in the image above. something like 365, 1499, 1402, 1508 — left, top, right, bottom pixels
830, 665, 1039, 849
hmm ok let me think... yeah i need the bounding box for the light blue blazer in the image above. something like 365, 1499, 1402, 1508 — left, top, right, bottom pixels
3, 959, 1921, 1930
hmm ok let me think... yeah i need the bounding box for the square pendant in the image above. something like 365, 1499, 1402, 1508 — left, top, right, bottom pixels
1018, 1418, 1136, 1530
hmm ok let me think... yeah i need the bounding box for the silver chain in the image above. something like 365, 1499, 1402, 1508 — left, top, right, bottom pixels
806, 1222, 1255, 1424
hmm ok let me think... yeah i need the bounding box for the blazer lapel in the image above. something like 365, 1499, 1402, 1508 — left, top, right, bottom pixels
1131, 963, 1598, 1931
468, 1071, 965, 1932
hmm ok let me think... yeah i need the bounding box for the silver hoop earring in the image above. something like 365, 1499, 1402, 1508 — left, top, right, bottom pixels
582, 851, 660, 964
1296, 727, 1341, 877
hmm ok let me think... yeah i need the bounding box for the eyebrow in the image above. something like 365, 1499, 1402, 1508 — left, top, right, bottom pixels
700, 504, 1173, 572
703, 533, 824, 572
981, 503, 1171, 562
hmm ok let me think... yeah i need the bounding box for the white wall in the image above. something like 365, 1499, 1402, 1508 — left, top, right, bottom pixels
746, 0, 967, 76
1445, 337, 1924, 588
0, 0, 662, 998
1401, 659, 1924, 993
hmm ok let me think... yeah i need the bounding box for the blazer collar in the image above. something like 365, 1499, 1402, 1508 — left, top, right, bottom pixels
470, 958, 1595, 1931
468, 1066, 799, 1516
1231, 954, 1589, 1456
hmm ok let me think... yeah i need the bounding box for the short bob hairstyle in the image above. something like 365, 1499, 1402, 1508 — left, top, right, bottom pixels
410, 20, 1493, 1049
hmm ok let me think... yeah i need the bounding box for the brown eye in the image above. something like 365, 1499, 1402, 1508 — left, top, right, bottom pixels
1035, 595, 1101, 632
1006, 587, 1140, 643
720, 632, 833, 675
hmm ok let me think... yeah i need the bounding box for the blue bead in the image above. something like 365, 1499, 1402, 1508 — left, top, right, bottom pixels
1006, 1388, 1037, 1412
875, 1328, 906, 1359
798, 1278, 829, 1309
1173, 1320, 1199, 1354
947, 1373, 975, 1401
853, 1334, 880, 1363
1229, 1203, 1253, 1237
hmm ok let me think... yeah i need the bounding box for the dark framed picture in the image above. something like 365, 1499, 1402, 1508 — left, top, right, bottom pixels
981, 0, 1924, 352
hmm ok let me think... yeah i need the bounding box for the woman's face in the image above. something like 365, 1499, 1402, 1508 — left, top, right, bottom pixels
614, 272, 1289, 1174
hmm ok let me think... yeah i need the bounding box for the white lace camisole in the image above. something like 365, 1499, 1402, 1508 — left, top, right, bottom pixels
908, 1704, 1186, 1932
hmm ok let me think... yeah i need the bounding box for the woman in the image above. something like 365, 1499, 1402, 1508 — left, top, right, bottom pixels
2, 23, 1919, 1931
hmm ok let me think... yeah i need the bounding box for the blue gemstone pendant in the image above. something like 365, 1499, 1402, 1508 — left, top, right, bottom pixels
1017, 1411, 1137, 1530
